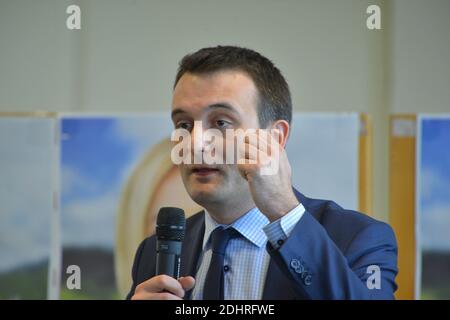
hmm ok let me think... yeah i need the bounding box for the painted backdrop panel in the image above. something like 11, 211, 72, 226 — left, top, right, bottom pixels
0, 116, 56, 299
418, 115, 450, 299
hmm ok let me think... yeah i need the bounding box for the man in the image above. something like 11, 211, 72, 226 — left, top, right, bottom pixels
127, 46, 398, 300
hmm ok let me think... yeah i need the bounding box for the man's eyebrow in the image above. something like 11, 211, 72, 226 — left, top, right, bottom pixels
208, 103, 240, 115
171, 103, 240, 119
171, 108, 186, 119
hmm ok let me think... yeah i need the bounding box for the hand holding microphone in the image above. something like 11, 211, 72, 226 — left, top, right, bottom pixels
131, 207, 195, 300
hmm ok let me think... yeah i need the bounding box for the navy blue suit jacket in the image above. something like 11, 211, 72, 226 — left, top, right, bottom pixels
126, 189, 398, 299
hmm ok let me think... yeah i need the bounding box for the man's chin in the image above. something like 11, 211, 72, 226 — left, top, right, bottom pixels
187, 184, 222, 205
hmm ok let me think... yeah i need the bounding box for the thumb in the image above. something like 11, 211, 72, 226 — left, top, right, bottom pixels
178, 276, 195, 291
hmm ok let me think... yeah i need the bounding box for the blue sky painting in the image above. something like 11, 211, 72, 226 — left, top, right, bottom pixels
419, 115, 450, 299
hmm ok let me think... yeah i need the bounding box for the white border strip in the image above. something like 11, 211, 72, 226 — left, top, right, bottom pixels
414, 114, 422, 300
47, 116, 62, 300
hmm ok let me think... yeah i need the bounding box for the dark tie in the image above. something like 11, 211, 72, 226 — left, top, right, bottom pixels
203, 227, 239, 300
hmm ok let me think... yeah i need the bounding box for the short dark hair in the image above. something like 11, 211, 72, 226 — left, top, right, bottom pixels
174, 46, 292, 127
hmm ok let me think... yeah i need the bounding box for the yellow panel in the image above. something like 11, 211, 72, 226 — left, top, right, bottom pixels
359, 113, 373, 216
389, 114, 416, 300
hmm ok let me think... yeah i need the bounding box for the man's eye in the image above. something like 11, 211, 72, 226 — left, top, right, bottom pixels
176, 122, 192, 130
216, 119, 231, 128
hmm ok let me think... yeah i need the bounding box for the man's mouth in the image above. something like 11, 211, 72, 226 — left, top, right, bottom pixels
190, 166, 221, 177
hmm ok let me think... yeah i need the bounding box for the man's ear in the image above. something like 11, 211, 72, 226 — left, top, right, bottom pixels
270, 120, 290, 148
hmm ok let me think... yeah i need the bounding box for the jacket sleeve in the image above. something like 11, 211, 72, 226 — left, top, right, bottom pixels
125, 238, 147, 300
266, 211, 398, 299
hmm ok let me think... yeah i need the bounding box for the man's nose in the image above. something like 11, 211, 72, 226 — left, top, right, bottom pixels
191, 120, 207, 160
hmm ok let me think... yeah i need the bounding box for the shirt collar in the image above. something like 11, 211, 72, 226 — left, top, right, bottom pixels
203, 207, 270, 250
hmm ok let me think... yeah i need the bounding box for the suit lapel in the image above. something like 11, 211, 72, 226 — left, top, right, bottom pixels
180, 211, 205, 300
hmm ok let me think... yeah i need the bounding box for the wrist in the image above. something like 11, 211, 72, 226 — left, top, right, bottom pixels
264, 195, 300, 222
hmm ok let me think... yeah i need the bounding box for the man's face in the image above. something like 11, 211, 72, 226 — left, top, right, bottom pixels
171, 70, 260, 208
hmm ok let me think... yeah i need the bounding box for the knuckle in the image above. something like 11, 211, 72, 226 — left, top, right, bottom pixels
158, 275, 170, 287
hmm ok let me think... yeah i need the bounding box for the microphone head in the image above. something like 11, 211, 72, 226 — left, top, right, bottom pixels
156, 207, 186, 241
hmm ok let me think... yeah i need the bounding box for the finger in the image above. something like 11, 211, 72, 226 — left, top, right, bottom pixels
238, 129, 281, 147
178, 276, 196, 291
260, 129, 283, 154
242, 130, 258, 145
156, 292, 183, 300
139, 275, 185, 298
238, 140, 272, 167
131, 291, 182, 300
242, 130, 268, 152
265, 130, 284, 159
238, 141, 260, 163
244, 130, 282, 158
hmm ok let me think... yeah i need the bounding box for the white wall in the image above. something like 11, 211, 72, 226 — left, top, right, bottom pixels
390, 0, 450, 113
0, 0, 374, 112
0, 0, 80, 111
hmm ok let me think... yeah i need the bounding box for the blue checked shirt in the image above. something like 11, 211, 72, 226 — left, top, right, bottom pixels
191, 203, 305, 300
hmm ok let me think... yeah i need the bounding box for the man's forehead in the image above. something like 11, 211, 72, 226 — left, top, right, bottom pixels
172, 70, 258, 111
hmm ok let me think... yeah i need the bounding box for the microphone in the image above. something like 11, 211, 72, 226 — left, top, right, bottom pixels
155, 207, 186, 278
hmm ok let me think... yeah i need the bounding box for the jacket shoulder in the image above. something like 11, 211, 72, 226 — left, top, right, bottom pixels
300, 193, 394, 251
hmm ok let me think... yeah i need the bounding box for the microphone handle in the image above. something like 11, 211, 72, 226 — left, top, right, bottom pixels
156, 239, 182, 278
